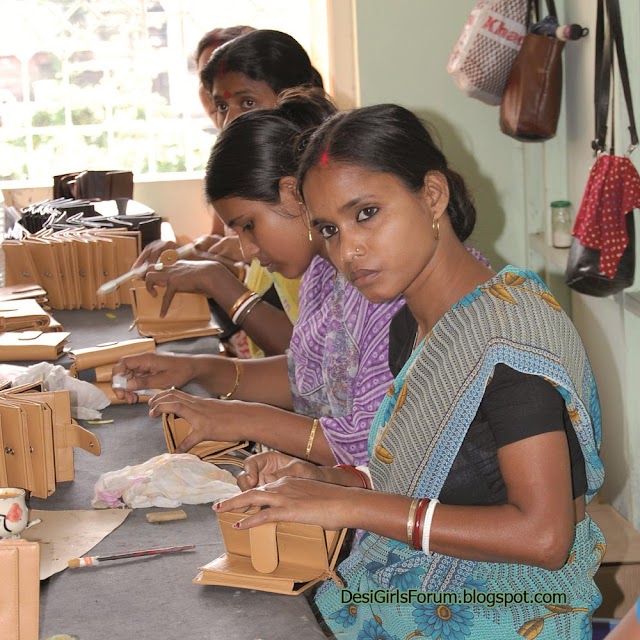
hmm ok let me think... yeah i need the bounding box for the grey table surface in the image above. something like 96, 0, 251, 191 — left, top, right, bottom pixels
28, 308, 326, 640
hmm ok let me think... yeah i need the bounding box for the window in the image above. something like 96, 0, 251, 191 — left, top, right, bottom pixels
0, 0, 330, 182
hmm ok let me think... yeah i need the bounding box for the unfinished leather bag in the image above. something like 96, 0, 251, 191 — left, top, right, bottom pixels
194, 510, 347, 595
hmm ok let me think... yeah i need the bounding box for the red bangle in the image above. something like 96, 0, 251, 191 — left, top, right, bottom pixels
412, 498, 430, 550
334, 464, 369, 489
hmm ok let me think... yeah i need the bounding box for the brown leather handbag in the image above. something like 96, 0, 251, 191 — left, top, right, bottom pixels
194, 510, 348, 595
0, 539, 40, 640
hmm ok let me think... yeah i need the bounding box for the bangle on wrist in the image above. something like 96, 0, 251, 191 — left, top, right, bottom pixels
223, 358, 241, 399
305, 418, 320, 459
228, 290, 254, 318
231, 292, 260, 325
235, 294, 261, 325
406, 498, 420, 549
421, 498, 439, 555
334, 464, 369, 489
412, 498, 430, 550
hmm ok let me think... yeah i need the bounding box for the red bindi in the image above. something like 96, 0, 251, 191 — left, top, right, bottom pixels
320, 150, 329, 166
223, 90, 231, 99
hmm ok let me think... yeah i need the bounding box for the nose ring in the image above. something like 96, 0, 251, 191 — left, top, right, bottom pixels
355, 247, 361, 254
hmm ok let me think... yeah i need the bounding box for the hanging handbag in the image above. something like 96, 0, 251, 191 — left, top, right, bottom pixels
447, 0, 529, 106
565, 0, 640, 296
499, 0, 565, 141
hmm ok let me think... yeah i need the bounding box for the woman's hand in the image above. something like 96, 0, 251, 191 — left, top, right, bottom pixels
147, 389, 244, 448
215, 476, 355, 531
112, 352, 198, 403
237, 451, 329, 491
143, 260, 226, 317
133, 240, 181, 269
204, 234, 245, 263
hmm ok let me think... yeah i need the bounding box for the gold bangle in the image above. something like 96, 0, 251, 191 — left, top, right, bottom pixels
305, 418, 320, 459
223, 359, 241, 399
406, 498, 420, 549
228, 290, 253, 318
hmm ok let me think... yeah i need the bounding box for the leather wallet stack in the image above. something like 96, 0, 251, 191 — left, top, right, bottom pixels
0, 538, 40, 640
129, 282, 222, 343
0, 285, 48, 306
194, 510, 348, 595
0, 299, 54, 332
69, 338, 156, 404
3, 226, 143, 310
0, 383, 101, 499
162, 414, 249, 468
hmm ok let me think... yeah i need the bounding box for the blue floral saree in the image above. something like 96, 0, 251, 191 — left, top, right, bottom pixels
314, 267, 605, 640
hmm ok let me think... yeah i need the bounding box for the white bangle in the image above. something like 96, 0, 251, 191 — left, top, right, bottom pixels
421, 498, 439, 555
355, 465, 373, 490
231, 292, 259, 325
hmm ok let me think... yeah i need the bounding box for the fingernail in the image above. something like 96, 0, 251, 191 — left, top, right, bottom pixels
213, 502, 221, 510
232, 521, 240, 529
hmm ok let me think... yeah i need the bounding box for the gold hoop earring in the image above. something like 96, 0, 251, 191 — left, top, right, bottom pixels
301, 204, 313, 242
432, 217, 440, 241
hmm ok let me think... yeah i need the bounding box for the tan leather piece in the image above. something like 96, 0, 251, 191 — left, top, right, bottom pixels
129, 282, 221, 343
2, 241, 41, 288
0, 331, 70, 361
69, 337, 155, 373
162, 414, 249, 466
0, 299, 51, 331
0, 539, 40, 640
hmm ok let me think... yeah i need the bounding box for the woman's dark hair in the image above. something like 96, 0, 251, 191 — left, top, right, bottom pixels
200, 29, 323, 95
205, 88, 336, 205
298, 104, 476, 241
193, 25, 255, 66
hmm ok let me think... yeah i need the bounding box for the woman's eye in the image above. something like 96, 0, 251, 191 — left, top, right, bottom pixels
319, 224, 338, 240
356, 206, 378, 222
215, 103, 228, 113
242, 99, 257, 109
241, 221, 254, 232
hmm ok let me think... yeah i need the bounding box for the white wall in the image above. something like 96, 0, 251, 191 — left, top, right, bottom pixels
353, 0, 639, 525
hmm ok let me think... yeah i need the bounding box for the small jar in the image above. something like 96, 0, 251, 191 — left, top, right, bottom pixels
550, 200, 573, 248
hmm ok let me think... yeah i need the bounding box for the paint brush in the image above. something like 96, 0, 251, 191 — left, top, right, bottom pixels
68, 544, 195, 568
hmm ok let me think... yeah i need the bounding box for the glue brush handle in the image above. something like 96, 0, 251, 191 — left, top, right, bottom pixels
68, 544, 195, 568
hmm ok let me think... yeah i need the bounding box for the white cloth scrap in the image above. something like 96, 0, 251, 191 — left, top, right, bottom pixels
92, 453, 240, 509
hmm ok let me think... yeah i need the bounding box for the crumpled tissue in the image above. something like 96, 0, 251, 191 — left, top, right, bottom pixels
11, 362, 110, 420
92, 453, 241, 509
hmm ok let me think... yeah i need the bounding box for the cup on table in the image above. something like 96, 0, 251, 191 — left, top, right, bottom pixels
0, 487, 40, 538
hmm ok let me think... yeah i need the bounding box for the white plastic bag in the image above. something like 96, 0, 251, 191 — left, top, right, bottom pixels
447, 0, 528, 106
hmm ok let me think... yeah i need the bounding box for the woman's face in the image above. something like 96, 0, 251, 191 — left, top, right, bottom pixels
210, 71, 279, 130
303, 163, 444, 303
213, 185, 321, 279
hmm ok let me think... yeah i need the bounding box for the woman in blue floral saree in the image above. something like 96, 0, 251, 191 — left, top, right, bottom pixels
216, 104, 605, 640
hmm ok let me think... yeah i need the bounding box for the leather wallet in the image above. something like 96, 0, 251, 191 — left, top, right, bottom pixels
0, 539, 40, 640
129, 282, 221, 343
162, 414, 248, 468
0, 387, 101, 491
69, 337, 156, 376
3, 241, 41, 289
194, 511, 347, 595
0, 331, 70, 361
0, 299, 52, 332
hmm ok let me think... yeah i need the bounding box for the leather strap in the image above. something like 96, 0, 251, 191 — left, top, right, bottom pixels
250, 523, 279, 574
593, 0, 638, 153
60, 421, 101, 456
606, 0, 638, 150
